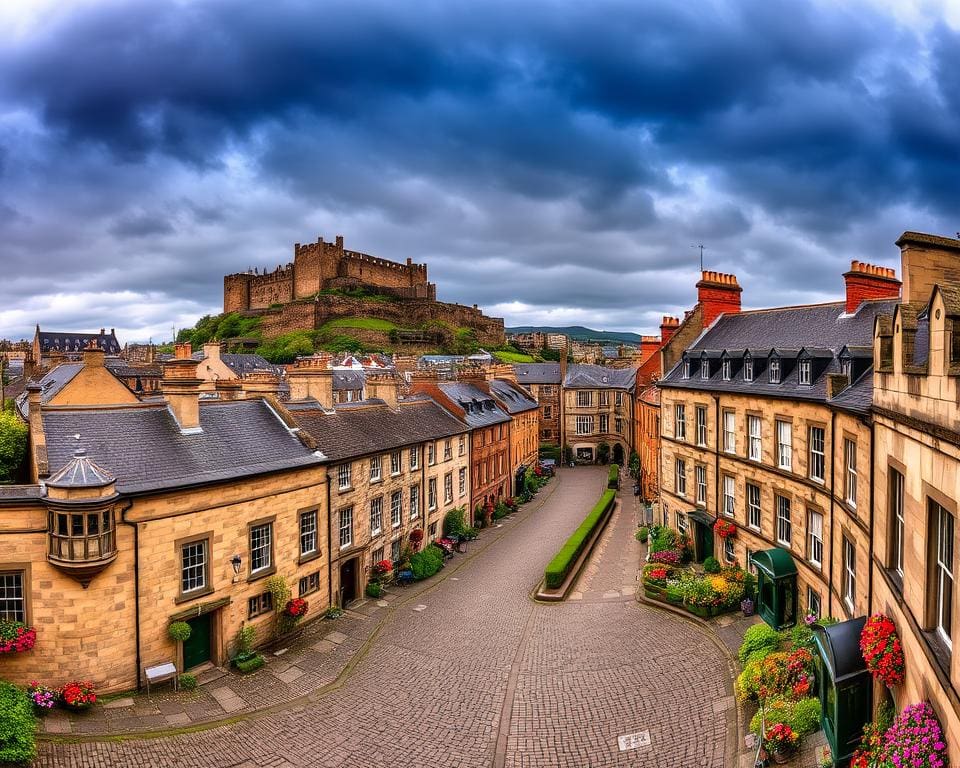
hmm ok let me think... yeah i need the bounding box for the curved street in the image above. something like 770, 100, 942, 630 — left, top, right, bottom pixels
39, 467, 734, 768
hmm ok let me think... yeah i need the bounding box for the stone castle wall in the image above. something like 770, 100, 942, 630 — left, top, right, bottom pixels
257, 294, 505, 347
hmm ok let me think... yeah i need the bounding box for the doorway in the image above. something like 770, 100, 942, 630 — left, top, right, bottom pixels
339, 557, 358, 605
183, 613, 212, 670
612, 443, 624, 466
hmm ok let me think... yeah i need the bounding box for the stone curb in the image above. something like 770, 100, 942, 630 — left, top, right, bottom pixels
39, 473, 565, 744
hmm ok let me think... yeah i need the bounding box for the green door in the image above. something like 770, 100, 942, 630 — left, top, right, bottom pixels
183, 614, 212, 669
694, 520, 714, 563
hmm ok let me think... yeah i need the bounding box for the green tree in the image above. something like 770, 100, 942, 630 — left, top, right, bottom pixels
0, 406, 28, 483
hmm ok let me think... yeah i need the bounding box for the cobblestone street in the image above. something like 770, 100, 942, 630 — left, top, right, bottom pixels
39, 467, 735, 768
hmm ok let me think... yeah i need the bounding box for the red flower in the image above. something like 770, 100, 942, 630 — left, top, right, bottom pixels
60, 681, 96, 709
859, 613, 905, 687
0, 621, 36, 654
284, 598, 309, 619
713, 520, 737, 539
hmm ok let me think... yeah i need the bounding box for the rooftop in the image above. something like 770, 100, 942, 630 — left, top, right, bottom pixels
563, 364, 637, 390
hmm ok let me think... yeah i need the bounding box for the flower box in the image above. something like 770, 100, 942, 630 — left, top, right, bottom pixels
60, 681, 96, 710
0, 620, 36, 654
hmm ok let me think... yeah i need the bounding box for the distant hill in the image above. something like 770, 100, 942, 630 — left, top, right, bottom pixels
506, 325, 643, 345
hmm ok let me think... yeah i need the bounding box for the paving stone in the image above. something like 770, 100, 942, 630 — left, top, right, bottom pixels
102, 697, 135, 710
376, 600, 389, 607
41, 714, 72, 734
412, 604, 427, 612
38, 468, 733, 768
275, 666, 305, 683
164, 713, 191, 727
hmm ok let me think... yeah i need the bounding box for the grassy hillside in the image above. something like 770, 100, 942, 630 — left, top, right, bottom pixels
506, 325, 642, 345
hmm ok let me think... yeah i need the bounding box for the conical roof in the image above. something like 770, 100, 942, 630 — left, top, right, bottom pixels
46, 449, 115, 489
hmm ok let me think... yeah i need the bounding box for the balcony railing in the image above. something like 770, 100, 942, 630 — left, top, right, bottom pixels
48, 530, 116, 563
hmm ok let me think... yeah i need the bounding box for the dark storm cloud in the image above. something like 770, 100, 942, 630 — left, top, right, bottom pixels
0, 0, 958, 340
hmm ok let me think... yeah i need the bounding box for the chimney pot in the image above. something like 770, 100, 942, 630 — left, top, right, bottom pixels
843, 260, 901, 313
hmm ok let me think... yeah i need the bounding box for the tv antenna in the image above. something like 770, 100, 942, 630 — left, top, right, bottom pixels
691, 243, 705, 271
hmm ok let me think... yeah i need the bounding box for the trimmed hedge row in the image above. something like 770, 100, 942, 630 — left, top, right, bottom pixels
607, 464, 620, 488
0, 681, 36, 764
544, 489, 616, 589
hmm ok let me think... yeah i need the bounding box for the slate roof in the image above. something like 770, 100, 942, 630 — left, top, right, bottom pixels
287, 398, 469, 462
563, 364, 637, 390
488, 379, 539, 414
37, 330, 121, 355
514, 363, 562, 385
333, 370, 365, 392
659, 298, 898, 406
829, 370, 874, 415
104, 358, 162, 378
42, 400, 323, 494
437, 382, 511, 428
0, 486, 44, 504
220, 353, 283, 377
15, 363, 84, 417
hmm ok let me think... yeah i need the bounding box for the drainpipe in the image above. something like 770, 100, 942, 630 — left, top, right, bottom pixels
713, 394, 721, 559
326, 470, 333, 609
118, 499, 139, 688
828, 410, 836, 618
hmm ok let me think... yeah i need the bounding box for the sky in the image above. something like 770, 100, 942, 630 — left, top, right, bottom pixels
1, 0, 959, 343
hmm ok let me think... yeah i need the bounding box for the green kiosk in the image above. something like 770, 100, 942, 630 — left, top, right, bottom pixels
813, 617, 872, 767
752, 548, 797, 630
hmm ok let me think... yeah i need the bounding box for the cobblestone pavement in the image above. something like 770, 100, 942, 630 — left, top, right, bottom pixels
39, 467, 735, 768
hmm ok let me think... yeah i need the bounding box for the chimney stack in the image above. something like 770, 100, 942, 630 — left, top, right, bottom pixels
287, 355, 334, 407
458, 363, 489, 392
83, 341, 105, 368
26, 382, 47, 479
162, 342, 202, 433
240, 370, 280, 398
843, 260, 902, 314
365, 373, 399, 408
696, 272, 742, 328
659, 316, 680, 344
203, 341, 223, 364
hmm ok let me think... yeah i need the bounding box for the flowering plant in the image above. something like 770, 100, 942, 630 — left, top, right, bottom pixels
60, 681, 96, 710
505, 497, 518, 509
284, 598, 308, 619
713, 519, 737, 539
0, 620, 36, 654
642, 564, 670, 585
371, 559, 393, 579
533, 465, 543, 477
650, 550, 681, 566
764, 723, 798, 752
860, 613, 905, 687
28, 681, 57, 710
880, 702, 948, 768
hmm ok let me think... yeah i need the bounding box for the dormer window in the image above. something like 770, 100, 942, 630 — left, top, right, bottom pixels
769, 357, 781, 384
744, 356, 753, 382
798, 359, 812, 385
700, 357, 710, 381
840, 356, 852, 378
722, 359, 731, 381
682, 359, 690, 379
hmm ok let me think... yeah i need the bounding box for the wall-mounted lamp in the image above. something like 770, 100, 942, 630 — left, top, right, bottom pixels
231, 554, 242, 582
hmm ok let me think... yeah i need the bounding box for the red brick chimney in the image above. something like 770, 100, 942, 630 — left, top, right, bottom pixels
696, 272, 742, 328
843, 260, 901, 313
639, 336, 660, 365
659, 316, 680, 345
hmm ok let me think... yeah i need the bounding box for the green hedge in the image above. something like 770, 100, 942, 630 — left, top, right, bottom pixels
0, 681, 36, 764
410, 544, 444, 580
607, 464, 620, 488
543, 489, 616, 589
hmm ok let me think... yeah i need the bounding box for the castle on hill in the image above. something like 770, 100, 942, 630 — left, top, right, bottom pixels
223, 235, 505, 347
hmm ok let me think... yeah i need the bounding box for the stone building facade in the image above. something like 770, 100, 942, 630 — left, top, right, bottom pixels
284, 362, 470, 606
657, 264, 900, 627
563, 364, 637, 465
488, 378, 540, 495
514, 363, 563, 446
869, 232, 960, 757
2, 344, 328, 692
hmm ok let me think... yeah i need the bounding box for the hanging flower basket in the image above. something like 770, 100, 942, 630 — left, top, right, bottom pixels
284, 598, 309, 620
0, 620, 36, 654
859, 613, 905, 687
713, 520, 737, 539
880, 702, 948, 767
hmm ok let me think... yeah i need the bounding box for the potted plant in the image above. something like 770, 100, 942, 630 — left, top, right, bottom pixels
59, 681, 97, 711
27, 682, 56, 713
764, 723, 798, 764
0, 620, 36, 654
283, 598, 309, 621
408, 528, 424, 551
741, 597, 755, 616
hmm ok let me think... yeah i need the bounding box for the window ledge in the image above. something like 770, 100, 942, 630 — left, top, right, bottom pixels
175, 584, 214, 605
298, 551, 322, 566
247, 565, 277, 583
